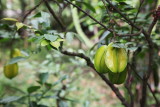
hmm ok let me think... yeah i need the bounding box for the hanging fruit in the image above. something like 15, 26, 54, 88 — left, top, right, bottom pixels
10, 48, 22, 58
3, 63, 19, 79
94, 45, 109, 73
105, 42, 127, 73
108, 70, 127, 84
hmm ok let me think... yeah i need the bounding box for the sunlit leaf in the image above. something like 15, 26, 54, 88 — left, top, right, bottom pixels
1, 18, 18, 22
50, 41, 60, 49
41, 39, 50, 46
57, 38, 64, 42
16, 22, 25, 30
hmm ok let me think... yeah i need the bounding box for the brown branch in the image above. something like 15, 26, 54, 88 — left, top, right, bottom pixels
125, 66, 134, 107
43, 0, 65, 31
61, 50, 130, 107
133, 0, 144, 23
22, 0, 43, 22
148, 18, 158, 35
129, 63, 159, 105
141, 7, 160, 105
131, 0, 144, 34
125, 84, 134, 107
104, 0, 140, 30
65, 0, 143, 38
101, 0, 112, 20
64, 0, 113, 32
104, 0, 153, 47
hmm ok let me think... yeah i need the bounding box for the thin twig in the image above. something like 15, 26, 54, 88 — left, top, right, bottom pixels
64, 0, 113, 32
65, 0, 143, 38
125, 66, 134, 107
104, 0, 140, 30
101, 0, 112, 20
148, 18, 158, 35
131, 0, 144, 34
133, 0, 144, 23
22, 0, 43, 22
129, 63, 159, 105
104, 0, 153, 47
43, 0, 65, 31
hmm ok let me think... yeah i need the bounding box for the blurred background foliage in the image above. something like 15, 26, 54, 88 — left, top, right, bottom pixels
0, 0, 160, 107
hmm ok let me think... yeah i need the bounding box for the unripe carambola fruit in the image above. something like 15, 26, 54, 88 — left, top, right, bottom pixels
10, 48, 22, 58
108, 70, 127, 84
3, 63, 18, 79
105, 42, 127, 73
94, 45, 109, 73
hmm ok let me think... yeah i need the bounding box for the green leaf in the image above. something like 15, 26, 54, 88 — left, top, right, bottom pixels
52, 75, 68, 86
44, 34, 58, 42
127, 47, 138, 52
33, 12, 41, 18
39, 73, 49, 84
41, 39, 50, 46
16, 22, 25, 30
27, 86, 41, 93
112, 43, 126, 48
50, 41, 60, 49
7, 56, 28, 65
80, 2, 96, 13
29, 36, 44, 43
0, 96, 21, 103
1, 18, 18, 22
57, 38, 64, 42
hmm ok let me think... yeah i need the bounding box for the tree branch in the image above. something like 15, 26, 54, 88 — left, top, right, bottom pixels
104, 0, 140, 30
43, 0, 65, 31
104, 0, 153, 47
131, 0, 144, 34
125, 66, 134, 107
129, 63, 159, 105
64, 0, 113, 32
22, 0, 43, 22
65, 0, 143, 38
61, 50, 130, 107
133, 0, 144, 23
148, 18, 158, 35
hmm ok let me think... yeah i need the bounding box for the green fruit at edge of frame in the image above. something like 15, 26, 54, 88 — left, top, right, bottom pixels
3, 63, 19, 79
108, 70, 127, 84
105, 42, 127, 73
94, 45, 109, 73
10, 48, 22, 58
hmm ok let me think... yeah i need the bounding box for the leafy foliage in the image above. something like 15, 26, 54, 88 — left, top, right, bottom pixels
0, 0, 160, 107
